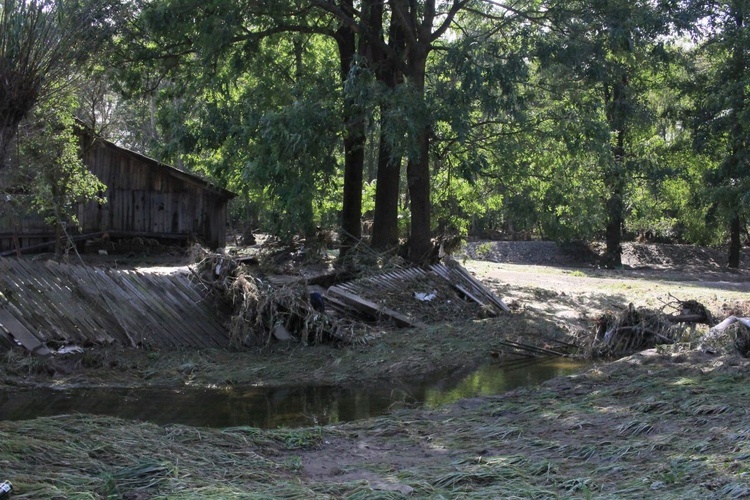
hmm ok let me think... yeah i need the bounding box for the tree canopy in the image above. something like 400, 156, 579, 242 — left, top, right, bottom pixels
4, 0, 749, 266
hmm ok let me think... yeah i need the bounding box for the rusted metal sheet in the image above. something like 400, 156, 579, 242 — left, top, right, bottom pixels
0, 258, 229, 353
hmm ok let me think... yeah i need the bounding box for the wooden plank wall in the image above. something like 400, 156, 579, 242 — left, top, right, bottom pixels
0, 137, 230, 252
80, 141, 228, 248
0, 258, 229, 352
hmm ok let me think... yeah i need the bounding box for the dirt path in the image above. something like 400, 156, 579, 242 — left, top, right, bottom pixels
468, 259, 750, 337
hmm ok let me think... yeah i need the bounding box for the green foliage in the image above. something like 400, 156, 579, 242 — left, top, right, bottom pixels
0, 0, 123, 163
112, 3, 346, 238
686, 1, 750, 250
92, 0, 743, 253
246, 96, 342, 238
512, 0, 696, 248
426, 6, 533, 239
19, 93, 106, 233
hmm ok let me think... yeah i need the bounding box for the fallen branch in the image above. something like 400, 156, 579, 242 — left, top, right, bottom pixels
496, 339, 568, 357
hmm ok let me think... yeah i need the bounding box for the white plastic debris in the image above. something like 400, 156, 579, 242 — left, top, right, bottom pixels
710, 316, 750, 334
272, 323, 293, 341
413, 290, 438, 302
57, 345, 84, 355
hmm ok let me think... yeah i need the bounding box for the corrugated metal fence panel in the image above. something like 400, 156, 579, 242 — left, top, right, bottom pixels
0, 259, 229, 352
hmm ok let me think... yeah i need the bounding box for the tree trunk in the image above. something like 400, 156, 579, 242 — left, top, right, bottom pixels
727, 10, 746, 270
335, 11, 365, 257
604, 190, 623, 268
369, 4, 405, 250
728, 213, 741, 268
371, 129, 401, 249
603, 80, 628, 269
406, 126, 432, 261
404, 43, 432, 263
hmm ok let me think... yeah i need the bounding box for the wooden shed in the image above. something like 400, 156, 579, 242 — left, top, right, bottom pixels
0, 129, 235, 254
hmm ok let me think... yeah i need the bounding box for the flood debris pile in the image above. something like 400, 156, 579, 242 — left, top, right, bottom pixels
589, 299, 714, 358
190, 245, 511, 348
700, 316, 750, 357
340, 273, 481, 324
326, 263, 508, 326
191, 247, 351, 347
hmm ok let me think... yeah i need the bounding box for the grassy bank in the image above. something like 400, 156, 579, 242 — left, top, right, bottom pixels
0, 312, 570, 391
2, 349, 749, 498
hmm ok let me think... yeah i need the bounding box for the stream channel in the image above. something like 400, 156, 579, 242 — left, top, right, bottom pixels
0, 358, 588, 428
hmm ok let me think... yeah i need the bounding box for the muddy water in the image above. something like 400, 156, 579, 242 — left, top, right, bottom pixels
0, 358, 588, 428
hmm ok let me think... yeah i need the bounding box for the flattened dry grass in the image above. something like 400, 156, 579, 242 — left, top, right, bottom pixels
2, 350, 750, 498
0, 415, 321, 498
292, 349, 750, 499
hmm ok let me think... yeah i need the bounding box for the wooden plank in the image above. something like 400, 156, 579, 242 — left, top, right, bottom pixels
167, 274, 228, 346
114, 270, 182, 347
43, 262, 122, 341
0, 265, 57, 344
67, 264, 131, 345
430, 264, 486, 307
128, 270, 214, 348
0, 306, 51, 356
11, 260, 86, 343
131, 271, 214, 347
102, 269, 181, 348
449, 264, 510, 312
0, 258, 229, 351
43, 261, 115, 338
142, 272, 224, 346
431, 264, 511, 313
90, 271, 150, 347
367, 276, 396, 291
328, 286, 426, 328
59, 263, 143, 346
166, 275, 226, 343
454, 283, 487, 307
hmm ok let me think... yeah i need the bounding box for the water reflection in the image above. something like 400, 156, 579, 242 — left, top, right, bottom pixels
0, 358, 588, 428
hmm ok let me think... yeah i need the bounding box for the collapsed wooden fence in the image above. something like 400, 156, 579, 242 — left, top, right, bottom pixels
325, 263, 510, 328
0, 258, 229, 355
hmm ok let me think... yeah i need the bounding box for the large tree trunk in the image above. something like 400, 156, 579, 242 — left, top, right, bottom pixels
728, 213, 742, 268
371, 128, 401, 249
404, 42, 432, 263
727, 10, 746, 270
406, 126, 432, 261
335, 11, 365, 258
604, 189, 623, 268
406, 46, 432, 263
368, 1, 406, 250
603, 81, 627, 269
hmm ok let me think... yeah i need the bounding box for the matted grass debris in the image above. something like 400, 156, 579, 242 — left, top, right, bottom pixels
190, 246, 365, 347
586, 299, 715, 359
